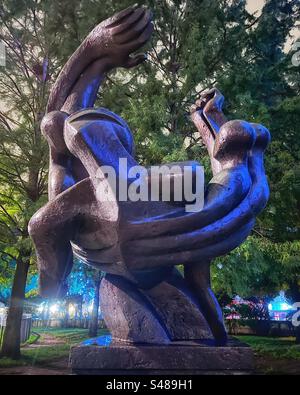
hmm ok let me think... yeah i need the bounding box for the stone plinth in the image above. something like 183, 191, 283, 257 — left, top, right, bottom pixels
70, 336, 254, 375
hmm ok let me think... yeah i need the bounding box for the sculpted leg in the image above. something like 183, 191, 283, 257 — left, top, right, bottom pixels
183, 96, 270, 345
184, 261, 227, 345
28, 178, 95, 297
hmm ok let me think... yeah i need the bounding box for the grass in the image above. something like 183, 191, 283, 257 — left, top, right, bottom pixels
0, 327, 108, 369
0, 345, 71, 368
36, 327, 92, 344
22, 332, 40, 345
236, 335, 300, 360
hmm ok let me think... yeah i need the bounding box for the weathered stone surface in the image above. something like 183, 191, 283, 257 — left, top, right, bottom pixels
70, 338, 254, 375
100, 271, 212, 343
100, 274, 170, 344
143, 277, 213, 340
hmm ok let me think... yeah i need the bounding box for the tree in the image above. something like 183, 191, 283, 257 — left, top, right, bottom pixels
0, 255, 15, 305
211, 0, 300, 313
211, 237, 300, 343
0, 0, 73, 358
212, 237, 300, 299
218, 0, 300, 243
88, 271, 102, 338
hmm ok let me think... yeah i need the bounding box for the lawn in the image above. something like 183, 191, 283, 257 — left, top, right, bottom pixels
235, 335, 300, 374
236, 335, 300, 359
0, 328, 108, 368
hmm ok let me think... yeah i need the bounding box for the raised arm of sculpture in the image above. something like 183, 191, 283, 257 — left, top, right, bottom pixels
47, 6, 152, 113
43, 6, 152, 200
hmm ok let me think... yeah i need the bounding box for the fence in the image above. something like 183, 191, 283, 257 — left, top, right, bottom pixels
0, 313, 32, 344
226, 319, 296, 337
32, 317, 106, 329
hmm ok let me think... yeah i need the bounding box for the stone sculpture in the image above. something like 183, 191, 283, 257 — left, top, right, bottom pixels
29, 6, 270, 350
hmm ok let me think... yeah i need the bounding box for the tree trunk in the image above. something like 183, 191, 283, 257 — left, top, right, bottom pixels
88, 271, 102, 338
78, 296, 83, 328
64, 299, 70, 328
1, 258, 29, 359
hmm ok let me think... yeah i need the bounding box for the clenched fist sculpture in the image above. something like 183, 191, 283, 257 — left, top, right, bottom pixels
29, 6, 270, 346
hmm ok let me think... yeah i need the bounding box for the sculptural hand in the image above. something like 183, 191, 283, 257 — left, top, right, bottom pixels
190, 88, 227, 175
47, 6, 153, 113
91, 6, 154, 69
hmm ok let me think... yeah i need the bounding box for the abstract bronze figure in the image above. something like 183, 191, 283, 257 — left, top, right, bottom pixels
29, 6, 270, 350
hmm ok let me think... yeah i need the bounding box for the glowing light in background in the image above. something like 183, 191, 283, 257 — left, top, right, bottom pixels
37, 303, 45, 314
280, 302, 292, 311
68, 304, 76, 317
50, 304, 59, 315
268, 291, 296, 321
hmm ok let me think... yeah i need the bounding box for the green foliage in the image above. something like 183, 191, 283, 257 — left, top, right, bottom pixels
236, 336, 300, 360
212, 237, 300, 298
22, 332, 40, 346
217, 0, 300, 243
209, 0, 300, 299
0, 0, 57, 294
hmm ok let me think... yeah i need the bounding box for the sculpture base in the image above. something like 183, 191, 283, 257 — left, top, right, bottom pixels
70, 336, 254, 375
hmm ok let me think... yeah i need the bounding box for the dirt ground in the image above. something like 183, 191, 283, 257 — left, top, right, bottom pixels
254, 354, 300, 375
1, 355, 299, 375
0, 358, 70, 375
23, 333, 66, 348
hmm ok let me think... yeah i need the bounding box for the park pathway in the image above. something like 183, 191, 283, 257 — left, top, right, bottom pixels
0, 333, 70, 375
23, 332, 66, 348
